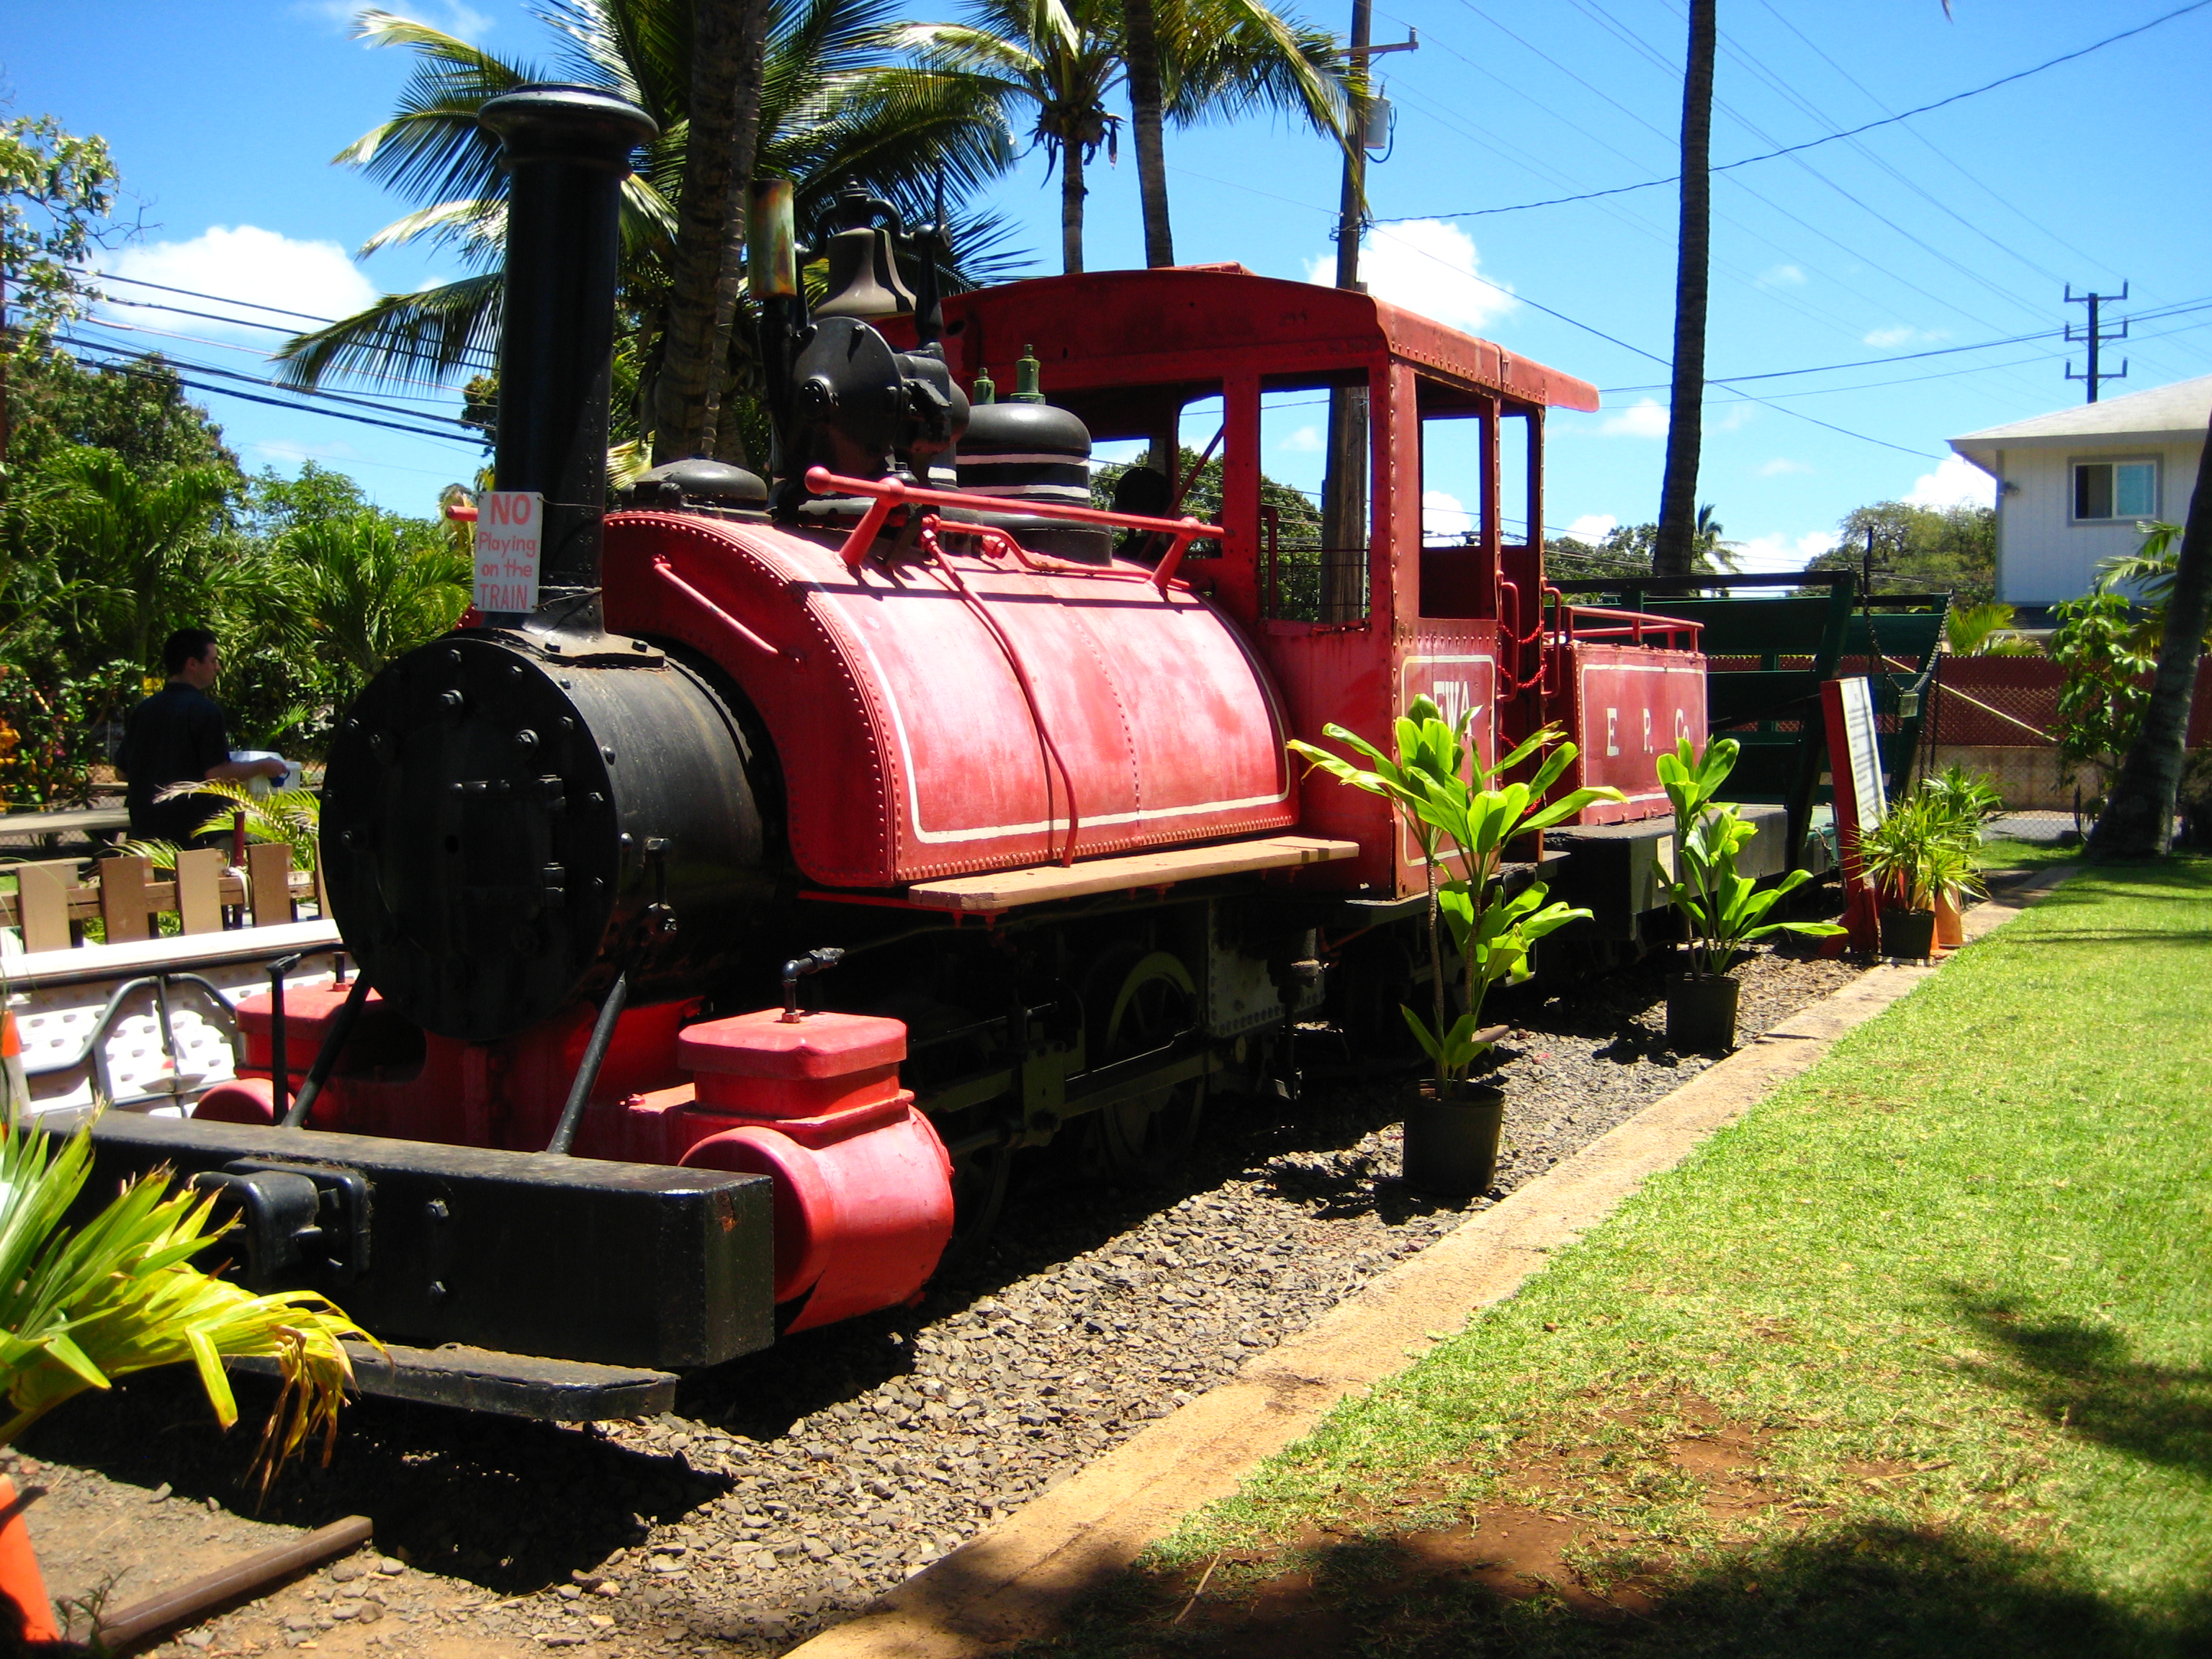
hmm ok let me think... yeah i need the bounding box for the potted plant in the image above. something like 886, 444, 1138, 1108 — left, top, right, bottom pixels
1918, 765, 2001, 948
1653, 737, 1844, 1051
1291, 701, 1623, 1197
0, 1093, 372, 1639
1853, 796, 1955, 961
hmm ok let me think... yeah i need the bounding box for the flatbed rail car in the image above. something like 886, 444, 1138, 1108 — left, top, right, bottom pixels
72, 86, 1804, 1418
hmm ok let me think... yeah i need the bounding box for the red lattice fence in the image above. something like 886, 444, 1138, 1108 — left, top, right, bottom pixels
1929, 657, 2212, 749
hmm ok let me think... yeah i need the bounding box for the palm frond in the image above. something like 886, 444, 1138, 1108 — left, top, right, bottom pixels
0, 1113, 374, 1492
271, 275, 502, 390
341, 11, 549, 206
153, 779, 323, 872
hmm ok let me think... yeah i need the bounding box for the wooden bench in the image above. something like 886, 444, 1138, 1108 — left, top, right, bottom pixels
4, 842, 318, 953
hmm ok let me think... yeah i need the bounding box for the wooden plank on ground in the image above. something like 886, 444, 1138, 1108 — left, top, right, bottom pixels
14, 860, 77, 953
904, 835, 1359, 914
174, 846, 226, 935
99, 855, 153, 944
246, 842, 295, 927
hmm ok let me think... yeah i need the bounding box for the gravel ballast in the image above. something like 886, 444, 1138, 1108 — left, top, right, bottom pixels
24, 943, 1861, 1658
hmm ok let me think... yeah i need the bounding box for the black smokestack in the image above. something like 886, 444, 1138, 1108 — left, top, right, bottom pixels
477, 84, 658, 637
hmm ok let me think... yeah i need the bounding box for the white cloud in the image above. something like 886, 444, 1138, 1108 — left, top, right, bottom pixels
1863, 325, 1951, 350
1712, 402, 1758, 433
1599, 398, 1669, 439
101, 225, 381, 344
1730, 530, 1839, 575
297, 0, 492, 35
1564, 513, 1618, 544
1308, 219, 1518, 336
1277, 424, 1325, 454
1758, 457, 1813, 477
1904, 453, 1996, 510
251, 437, 361, 466
1758, 264, 1807, 287
1423, 490, 1473, 540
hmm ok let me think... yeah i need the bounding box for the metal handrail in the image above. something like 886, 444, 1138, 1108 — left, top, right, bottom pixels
25, 974, 246, 1110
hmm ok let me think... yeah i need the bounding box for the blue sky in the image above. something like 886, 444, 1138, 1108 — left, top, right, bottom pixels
6, 0, 2210, 572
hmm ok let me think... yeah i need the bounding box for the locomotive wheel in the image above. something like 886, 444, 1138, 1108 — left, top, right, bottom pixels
946, 1131, 1014, 1254
1084, 948, 1205, 1182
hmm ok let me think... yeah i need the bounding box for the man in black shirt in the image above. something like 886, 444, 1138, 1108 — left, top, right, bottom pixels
117, 627, 287, 846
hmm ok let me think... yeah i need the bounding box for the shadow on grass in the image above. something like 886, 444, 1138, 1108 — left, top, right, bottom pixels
1022, 1521, 2210, 1659
1955, 1295, 2212, 1484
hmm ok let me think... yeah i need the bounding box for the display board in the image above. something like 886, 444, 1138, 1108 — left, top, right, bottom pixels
1822, 676, 1886, 953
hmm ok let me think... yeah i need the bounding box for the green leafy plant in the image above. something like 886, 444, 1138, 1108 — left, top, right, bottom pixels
1943, 600, 2039, 657
1290, 700, 1624, 1087
1655, 736, 1843, 976
0, 1109, 372, 1492
1920, 763, 2004, 837
153, 778, 320, 872
1853, 793, 1976, 914
2049, 589, 2154, 805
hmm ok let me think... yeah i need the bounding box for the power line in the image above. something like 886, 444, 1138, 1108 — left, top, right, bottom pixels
58, 328, 484, 427
91, 271, 498, 377
1596, 295, 2212, 393
59, 340, 482, 446
72, 315, 471, 406
1379, 0, 2212, 223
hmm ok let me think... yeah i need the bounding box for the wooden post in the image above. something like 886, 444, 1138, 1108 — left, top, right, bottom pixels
245, 841, 295, 929
99, 855, 154, 944
13, 861, 78, 953
174, 846, 225, 935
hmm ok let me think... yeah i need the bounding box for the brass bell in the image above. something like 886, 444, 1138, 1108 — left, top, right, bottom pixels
811, 187, 917, 322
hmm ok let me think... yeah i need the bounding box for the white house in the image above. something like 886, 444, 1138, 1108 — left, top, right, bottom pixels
1949, 374, 2210, 613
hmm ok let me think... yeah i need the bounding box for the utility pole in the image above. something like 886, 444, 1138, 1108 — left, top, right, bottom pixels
2065, 282, 2129, 404
1317, 12, 1414, 621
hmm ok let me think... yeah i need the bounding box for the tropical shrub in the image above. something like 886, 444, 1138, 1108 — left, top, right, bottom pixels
1653, 735, 1842, 976
1291, 701, 1622, 1086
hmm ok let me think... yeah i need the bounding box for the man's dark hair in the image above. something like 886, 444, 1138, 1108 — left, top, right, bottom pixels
162, 627, 219, 676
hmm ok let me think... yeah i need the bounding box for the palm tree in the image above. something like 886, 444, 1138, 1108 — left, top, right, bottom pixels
657, 0, 774, 462
902, 0, 1124, 274
1652, 0, 1714, 580
1691, 501, 1740, 575
6, 444, 229, 669
2092, 490, 2212, 855
274, 0, 1019, 460
1120, 0, 1344, 269
274, 511, 474, 713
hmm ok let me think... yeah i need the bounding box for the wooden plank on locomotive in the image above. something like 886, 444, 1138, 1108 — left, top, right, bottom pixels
904, 835, 1359, 912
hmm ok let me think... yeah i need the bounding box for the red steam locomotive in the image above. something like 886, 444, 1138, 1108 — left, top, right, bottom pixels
83, 85, 1722, 1419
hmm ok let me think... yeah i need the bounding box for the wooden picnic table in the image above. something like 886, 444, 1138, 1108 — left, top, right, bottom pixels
0, 806, 130, 839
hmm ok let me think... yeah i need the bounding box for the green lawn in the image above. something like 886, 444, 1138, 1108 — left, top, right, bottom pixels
1042, 859, 2212, 1657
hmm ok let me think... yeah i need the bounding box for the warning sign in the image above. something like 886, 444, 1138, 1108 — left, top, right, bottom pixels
474, 491, 544, 614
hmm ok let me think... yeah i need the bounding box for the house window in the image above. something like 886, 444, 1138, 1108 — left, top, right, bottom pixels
2072, 459, 2157, 521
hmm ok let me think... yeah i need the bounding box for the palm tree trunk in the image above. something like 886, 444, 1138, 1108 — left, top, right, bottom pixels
654, 0, 767, 464
702, 0, 773, 462
2090, 421, 2212, 857
1125, 0, 1174, 268
1061, 144, 1087, 274
1653, 0, 1714, 580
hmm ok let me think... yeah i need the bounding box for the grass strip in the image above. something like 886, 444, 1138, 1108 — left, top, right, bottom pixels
1044, 859, 2212, 1658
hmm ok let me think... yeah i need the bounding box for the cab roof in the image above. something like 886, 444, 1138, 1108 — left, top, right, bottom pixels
931, 263, 1601, 418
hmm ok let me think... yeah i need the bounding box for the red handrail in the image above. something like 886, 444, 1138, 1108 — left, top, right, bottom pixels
806, 467, 1222, 591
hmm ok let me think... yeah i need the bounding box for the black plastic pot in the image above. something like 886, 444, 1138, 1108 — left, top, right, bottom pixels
1666, 973, 1741, 1053
1402, 1082, 1506, 1199
1880, 907, 1938, 961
